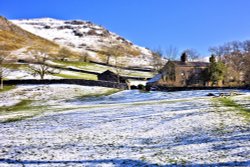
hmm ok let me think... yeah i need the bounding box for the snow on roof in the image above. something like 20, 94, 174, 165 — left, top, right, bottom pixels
147, 74, 162, 83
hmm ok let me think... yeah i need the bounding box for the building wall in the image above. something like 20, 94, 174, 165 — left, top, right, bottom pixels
160, 64, 207, 87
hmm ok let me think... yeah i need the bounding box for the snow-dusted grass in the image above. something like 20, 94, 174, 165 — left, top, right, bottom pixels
53, 70, 97, 80
0, 100, 46, 123
0, 85, 119, 123
0, 89, 250, 166
51, 60, 154, 78
5, 61, 152, 82
213, 96, 250, 120
217, 97, 250, 112
0, 85, 16, 93
6, 67, 61, 80
5, 64, 97, 80
5, 61, 152, 81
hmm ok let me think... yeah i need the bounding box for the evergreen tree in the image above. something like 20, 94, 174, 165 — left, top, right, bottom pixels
208, 55, 226, 85
181, 52, 188, 62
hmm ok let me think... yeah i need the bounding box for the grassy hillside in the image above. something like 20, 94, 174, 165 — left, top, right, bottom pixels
0, 16, 81, 61
51, 60, 154, 78
0, 16, 153, 81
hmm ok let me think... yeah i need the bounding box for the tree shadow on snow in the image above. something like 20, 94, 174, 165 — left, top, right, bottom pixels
0, 158, 249, 166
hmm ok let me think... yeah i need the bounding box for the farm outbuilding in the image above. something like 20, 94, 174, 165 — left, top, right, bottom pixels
97, 70, 128, 83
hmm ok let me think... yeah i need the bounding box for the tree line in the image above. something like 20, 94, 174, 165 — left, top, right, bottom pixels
151, 40, 250, 86
209, 40, 250, 85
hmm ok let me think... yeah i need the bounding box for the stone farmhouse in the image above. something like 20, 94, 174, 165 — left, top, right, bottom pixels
148, 54, 210, 87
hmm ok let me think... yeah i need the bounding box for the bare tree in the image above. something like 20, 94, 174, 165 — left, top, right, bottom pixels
244, 57, 250, 85
58, 47, 72, 61
182, 48, 200, 61
243, 40, 250, 53
0, 51, 11, 89
114, 56, 124, 83
80, 52, 90, 62
151, 48, 165, 73
103, 45, 125, 65
209, 40, 249, 85
165, 45, 179, 60
28, 51, 60, 79
209, 46, 227, 61
110, 47, 125, 83
106, 53, 112, 65
243, 40, 250, 85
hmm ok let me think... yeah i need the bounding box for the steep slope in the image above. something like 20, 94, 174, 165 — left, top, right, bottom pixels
13, 18, 154, 67
0, 16, 66, 61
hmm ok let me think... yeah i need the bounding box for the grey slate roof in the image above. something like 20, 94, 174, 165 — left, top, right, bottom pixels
171, 61, 209, 67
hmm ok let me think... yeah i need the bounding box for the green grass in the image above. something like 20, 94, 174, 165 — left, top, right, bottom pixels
0, 88, 120, 122
52, 60, 154, 78
2, 115, 38, 123
217, 97, 250, 112
52, 60, 109, 72
53, 60, 90, 68
0, 85, 16, 93
214, 97, 250, 119
0, 100, 32, 113
0, 100, 49, 123
54, 73, 98, 80
5, 64, 29, 70
121, 70, 153, 78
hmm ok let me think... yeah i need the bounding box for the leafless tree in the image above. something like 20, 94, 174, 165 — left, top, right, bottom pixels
209, 46, 227, 61
28, 51, 60, 79
103, 45, 122, 65
80, 52, 90, 62
0, 51, 11, 89
151, 48, 165, 73
109, 47, 125, 83
209, 40, 249, 85
244, 57, 250, 85
243, 40, 250, 84
58, 47, 72, 61
182, 48, 200, 61
114, 56, 124, 83
243, 40, 250, 53
165, 45, 179, 60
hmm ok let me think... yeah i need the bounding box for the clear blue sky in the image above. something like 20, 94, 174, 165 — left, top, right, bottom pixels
1, 0, 250, 56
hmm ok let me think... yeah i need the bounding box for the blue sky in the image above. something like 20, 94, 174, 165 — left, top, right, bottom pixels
1, 0, 250, 56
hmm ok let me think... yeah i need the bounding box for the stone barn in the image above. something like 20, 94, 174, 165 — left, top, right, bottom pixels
98, 70, 128, 83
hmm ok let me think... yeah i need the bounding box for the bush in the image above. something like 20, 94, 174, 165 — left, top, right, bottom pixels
138, 84, 145, 90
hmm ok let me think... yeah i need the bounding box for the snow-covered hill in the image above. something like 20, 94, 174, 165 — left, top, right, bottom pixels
13, 18, 154, 67
0, 16, 61, 61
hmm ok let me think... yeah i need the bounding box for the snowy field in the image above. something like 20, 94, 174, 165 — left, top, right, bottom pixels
0, 86, 250, 166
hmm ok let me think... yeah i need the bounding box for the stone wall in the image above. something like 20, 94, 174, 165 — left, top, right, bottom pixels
4, 79, 128, 89
149, 85, 248, 92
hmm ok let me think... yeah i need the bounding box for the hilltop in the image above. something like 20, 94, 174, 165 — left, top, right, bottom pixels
0, 16, 154, 81
12, 17, 154, 67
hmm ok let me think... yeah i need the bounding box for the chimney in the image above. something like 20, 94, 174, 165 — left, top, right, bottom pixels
181, 52, 188, 63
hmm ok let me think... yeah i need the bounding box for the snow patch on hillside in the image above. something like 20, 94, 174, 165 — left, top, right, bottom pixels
0, 85, 117, 108
12, 18, 154, 67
